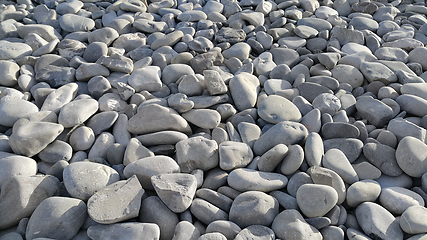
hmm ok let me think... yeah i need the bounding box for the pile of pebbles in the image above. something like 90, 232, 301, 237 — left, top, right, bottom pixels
3, 0, 427, 238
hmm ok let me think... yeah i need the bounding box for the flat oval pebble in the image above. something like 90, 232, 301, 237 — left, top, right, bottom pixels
379, 187, 424, 215
355, 202, 404, 240
296, 184, 338, 218
26, 197, 87, 240
0, 99, 38, 127
227, 168, 288, 192
258, 95, 301, 123
88, 223, 160, 240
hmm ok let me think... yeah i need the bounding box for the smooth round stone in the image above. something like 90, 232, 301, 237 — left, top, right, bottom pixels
258, 95, 301, 124
88, 223, 160, 240
140, 196, 179, 240
280, 144, 304, 175
257, 144, 288, 172
9, 120, 64, 157
321, 122, 359, 139
229, 72, 259, 111
396, 136, 427, 178
355, 202, 403, 240
296, 184, 338, 218
253, 121, 308, 156
278, 37, 306, 49
172, 221, 201, 240
177, 10, 207, 22
400, 83, 427, 100
294, 25, 318, 39
38, 140, 72, 164
176, 136, 218, 173
162, 64, 195, 85
222, 42, 251, 61
315, 6, 338, 19
237, 122, 261, 148
271, 209, 322, 240
88, 27, 119, 46
80, 132, 113, 159
331, 64, 364, 88
227, 168, 288, 192
0, 60, 20, 86
409, 47, 427, 71
123, 156, 180, 190
182, 109, 221, 129
396, 94, 427, 117
400, 205, 427, 234
56, 0, 83, 14
349, 17, 379, 31
234, 225, 275, 240
342, 43, 372, 55
26, 197, 87, 240
323, 138, 363, 163
229, 191, 279, 228
0, 152, 37, 189
218, 141, 253, 171
0, 41, 32, 60
323, 149, 358, 184
151, 173, 197, 213
58, 99, 98, 128
270, 48, 299, 67
379, 187, 424, 215
82, 42, 107, 63
346, 179, 381, 208
69, 126, 95, 151
86, 111, 119, 136
63, 162, 120, 201
190, 198, 228, 226
206, 221, 241, 240
0, 99, 38, 127
128, 104, 191, 135
304, 132, 323, 167
363, 142, 403, 177
87, 175, 144, 224
0, 175, 59, 229
60, 14, 95, 32
129, 66, 162, 92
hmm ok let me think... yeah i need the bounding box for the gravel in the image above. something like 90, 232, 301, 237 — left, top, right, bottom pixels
1, 0, 427, 239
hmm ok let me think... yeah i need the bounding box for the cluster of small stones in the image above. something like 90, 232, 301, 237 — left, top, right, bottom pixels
3, 0, 427, 239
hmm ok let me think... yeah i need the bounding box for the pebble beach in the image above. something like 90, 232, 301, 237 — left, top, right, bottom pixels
1, 0, 427, 239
